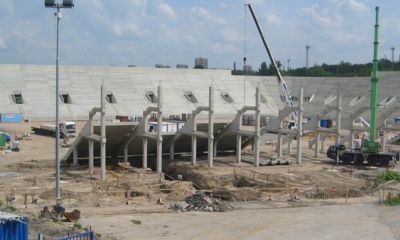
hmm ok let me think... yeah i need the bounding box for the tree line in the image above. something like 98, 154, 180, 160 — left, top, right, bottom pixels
232, 59, 400, 77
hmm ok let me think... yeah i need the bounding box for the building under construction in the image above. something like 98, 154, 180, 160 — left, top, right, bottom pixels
1, 64, 400, 180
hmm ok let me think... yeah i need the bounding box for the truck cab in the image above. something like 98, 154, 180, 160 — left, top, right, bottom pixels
61, 121, 76, 138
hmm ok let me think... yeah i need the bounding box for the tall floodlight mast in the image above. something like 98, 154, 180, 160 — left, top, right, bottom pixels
44, 0, 74, 210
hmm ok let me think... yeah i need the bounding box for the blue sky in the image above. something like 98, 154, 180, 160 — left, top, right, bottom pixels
0, 0, 398, 69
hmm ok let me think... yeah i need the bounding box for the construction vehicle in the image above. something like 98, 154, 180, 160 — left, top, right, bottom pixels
327, 7, 396, 166
31, 121, 76, 138
245, 3, 297, 128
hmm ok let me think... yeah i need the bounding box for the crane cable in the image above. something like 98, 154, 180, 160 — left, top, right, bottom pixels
243, 3, 248, 106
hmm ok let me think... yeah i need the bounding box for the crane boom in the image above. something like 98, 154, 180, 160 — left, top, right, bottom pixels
246, 4, 297, 119
362, 6, 380, 154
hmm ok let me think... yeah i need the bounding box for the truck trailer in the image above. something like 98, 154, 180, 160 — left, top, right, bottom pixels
31, 121, 76, 138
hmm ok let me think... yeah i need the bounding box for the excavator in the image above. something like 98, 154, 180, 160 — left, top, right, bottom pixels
326, 7, 397, 166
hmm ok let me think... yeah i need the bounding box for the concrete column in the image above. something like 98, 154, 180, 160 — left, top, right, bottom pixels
73, 147, 78, 166
350, 130, 355, 150
208, 86, 214, 167
142, 138, 148, 169
296, 88, 303, 164
88, 140, 94, 175
156, 86, 163, 173
191, 110, 197, 166
123, 144, 128, 163
320, 136, 326, 153
88, 113, 94, 175
277, 132, 283, 158
335, 89, 342, 145
315, 132, 320, 157
254, 86, 261, 167
169, 144, 174, 160
213, 141, 217, 157
381, 119, 387, 151
100, 83, 107, 181
288, 139, 292, 153
236, 134, 242, 163
381, 131, 386, 151
191, 136, 197, 166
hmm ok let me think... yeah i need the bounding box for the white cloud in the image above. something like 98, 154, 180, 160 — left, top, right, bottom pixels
266, 14, 282, 27
0, 36, 6, 49
189, 7, 225, 25
301, 4, 341, 28
158, 3, 176, 21
212, 42, 241, 55
335, 0, 370, 16
0, 0, 14, 16
112, 23, 151, 37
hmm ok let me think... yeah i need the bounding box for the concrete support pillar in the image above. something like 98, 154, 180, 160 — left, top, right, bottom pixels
296, 88, 303, 164
156, 86, 163, 173
208, 86, 214, 167
142, 138, 148, 169
288, 139, 292, 153
123, 144, 128, 163
169, 144, 175, 160
88, 140, 94, 175
335, 89, 342, 145
381, 131, 386, 151
350, 130, 355, 150
321, 137, 326, 153
254, 86, 261, 167
381, 119, 387, 151
191, 109, 197, 166
191, 136, 197, 166
236, 134, 242, 163
88, 112, 94, 175
277, 132, 283, 158
315, 132, 320, 157
100, 83, 107, 181
213, 141, 217, 157
73, 147, 78, 166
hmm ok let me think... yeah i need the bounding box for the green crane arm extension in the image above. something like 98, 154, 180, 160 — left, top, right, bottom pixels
363, 6, 380, 153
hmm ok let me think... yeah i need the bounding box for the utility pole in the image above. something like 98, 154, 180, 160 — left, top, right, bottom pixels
390, 47, 395, 70
287, 59, 290, 71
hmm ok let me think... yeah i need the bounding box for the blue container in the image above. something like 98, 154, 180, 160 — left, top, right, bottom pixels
5, 133, 11, 143
320, 119, 328, 128
0, 113, 23, 123
0, 212, 29, 240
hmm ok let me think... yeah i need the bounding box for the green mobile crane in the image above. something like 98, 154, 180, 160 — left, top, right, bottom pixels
327, 7, 397, 166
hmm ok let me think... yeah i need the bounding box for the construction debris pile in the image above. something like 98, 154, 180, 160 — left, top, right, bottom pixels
171, 191, 232, 212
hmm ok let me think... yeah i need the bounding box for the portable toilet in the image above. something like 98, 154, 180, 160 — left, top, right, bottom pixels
0, 212, 29, 240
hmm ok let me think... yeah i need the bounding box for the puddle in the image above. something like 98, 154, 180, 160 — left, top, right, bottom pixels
0, 171, 20, 179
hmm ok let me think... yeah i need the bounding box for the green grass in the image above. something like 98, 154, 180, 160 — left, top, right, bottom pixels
73, 222, 82, 229
0, 200, 3, 207
385, 194, 400, 206
375, 170, 400, 185
6, 206, 16, 212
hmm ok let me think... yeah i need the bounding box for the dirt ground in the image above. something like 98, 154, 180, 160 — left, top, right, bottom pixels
0, 122, 400, 240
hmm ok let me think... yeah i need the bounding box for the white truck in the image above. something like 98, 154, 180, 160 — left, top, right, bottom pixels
31, 121, 76, 138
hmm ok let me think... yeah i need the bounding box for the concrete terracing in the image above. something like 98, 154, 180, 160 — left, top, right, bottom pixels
0, 64, 282, 121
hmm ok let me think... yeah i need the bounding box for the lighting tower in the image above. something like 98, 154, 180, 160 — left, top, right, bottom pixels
390, 47, 395, 70
44, 0, 74, 209
305, 45, 310, 69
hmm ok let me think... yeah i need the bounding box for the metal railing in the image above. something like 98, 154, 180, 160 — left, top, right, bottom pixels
57, 228, 95, 240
